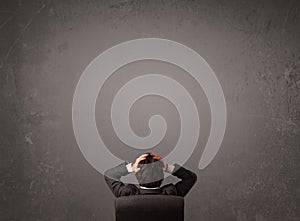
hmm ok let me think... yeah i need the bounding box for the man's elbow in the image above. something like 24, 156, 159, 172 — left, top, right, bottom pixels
190, 172, 197, 184
104, 169, 113, 181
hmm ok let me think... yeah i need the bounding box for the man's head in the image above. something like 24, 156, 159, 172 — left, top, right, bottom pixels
134, 153, 164, 188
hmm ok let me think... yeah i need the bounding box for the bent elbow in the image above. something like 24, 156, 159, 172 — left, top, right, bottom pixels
191, 172, 197, 184
104, 169, 113, 180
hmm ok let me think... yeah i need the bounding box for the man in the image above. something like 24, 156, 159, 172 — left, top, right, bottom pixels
104, 153, 197, 197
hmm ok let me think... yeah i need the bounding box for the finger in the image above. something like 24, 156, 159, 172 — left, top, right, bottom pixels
151, 154, 161, 159
138, 156, 146, 161
138, 154, 148, 159
138, 154, 149, 159
152, 155, 160, 159
136, 156, 146, 163
137, 154, 148, 160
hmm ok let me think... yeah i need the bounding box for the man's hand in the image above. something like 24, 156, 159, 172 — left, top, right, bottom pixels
151, 153, 168, 172
131, 154, 148, 173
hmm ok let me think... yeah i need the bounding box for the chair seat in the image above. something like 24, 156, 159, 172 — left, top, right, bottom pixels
115, 195, 184, 221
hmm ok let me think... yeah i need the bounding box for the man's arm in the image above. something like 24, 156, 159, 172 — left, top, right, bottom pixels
151, 153, 197, 197
104, 161, 138, 197
166, 163, 197, 197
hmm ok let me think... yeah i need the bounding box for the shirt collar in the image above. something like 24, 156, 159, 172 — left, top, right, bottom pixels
139, 185, 160, 190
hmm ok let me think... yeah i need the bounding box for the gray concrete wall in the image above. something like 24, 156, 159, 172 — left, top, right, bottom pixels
1, 0, 299, 220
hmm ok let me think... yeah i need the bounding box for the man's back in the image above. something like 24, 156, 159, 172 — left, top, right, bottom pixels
104, 158, 197, 198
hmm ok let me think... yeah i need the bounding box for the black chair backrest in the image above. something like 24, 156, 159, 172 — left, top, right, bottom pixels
115, 195, 184, 221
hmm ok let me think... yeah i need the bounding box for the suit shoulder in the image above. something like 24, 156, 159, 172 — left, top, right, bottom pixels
160, 183, 177, 195
118, 184, 139, 197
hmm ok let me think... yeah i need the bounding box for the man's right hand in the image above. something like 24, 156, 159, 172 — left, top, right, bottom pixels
131, 154, 148, 173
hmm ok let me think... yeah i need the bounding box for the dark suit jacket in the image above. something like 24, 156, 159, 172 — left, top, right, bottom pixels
104, 162, 197, 197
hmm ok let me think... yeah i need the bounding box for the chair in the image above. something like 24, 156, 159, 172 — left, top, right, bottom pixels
115, 195, 184, 221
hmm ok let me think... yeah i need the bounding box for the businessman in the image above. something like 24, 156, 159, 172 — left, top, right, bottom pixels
104, 153, 197, 197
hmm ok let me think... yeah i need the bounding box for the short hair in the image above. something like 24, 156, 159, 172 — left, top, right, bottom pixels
135, 153, 164, 188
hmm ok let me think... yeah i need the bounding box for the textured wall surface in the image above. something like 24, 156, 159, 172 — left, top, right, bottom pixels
1, 0, 299, 220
